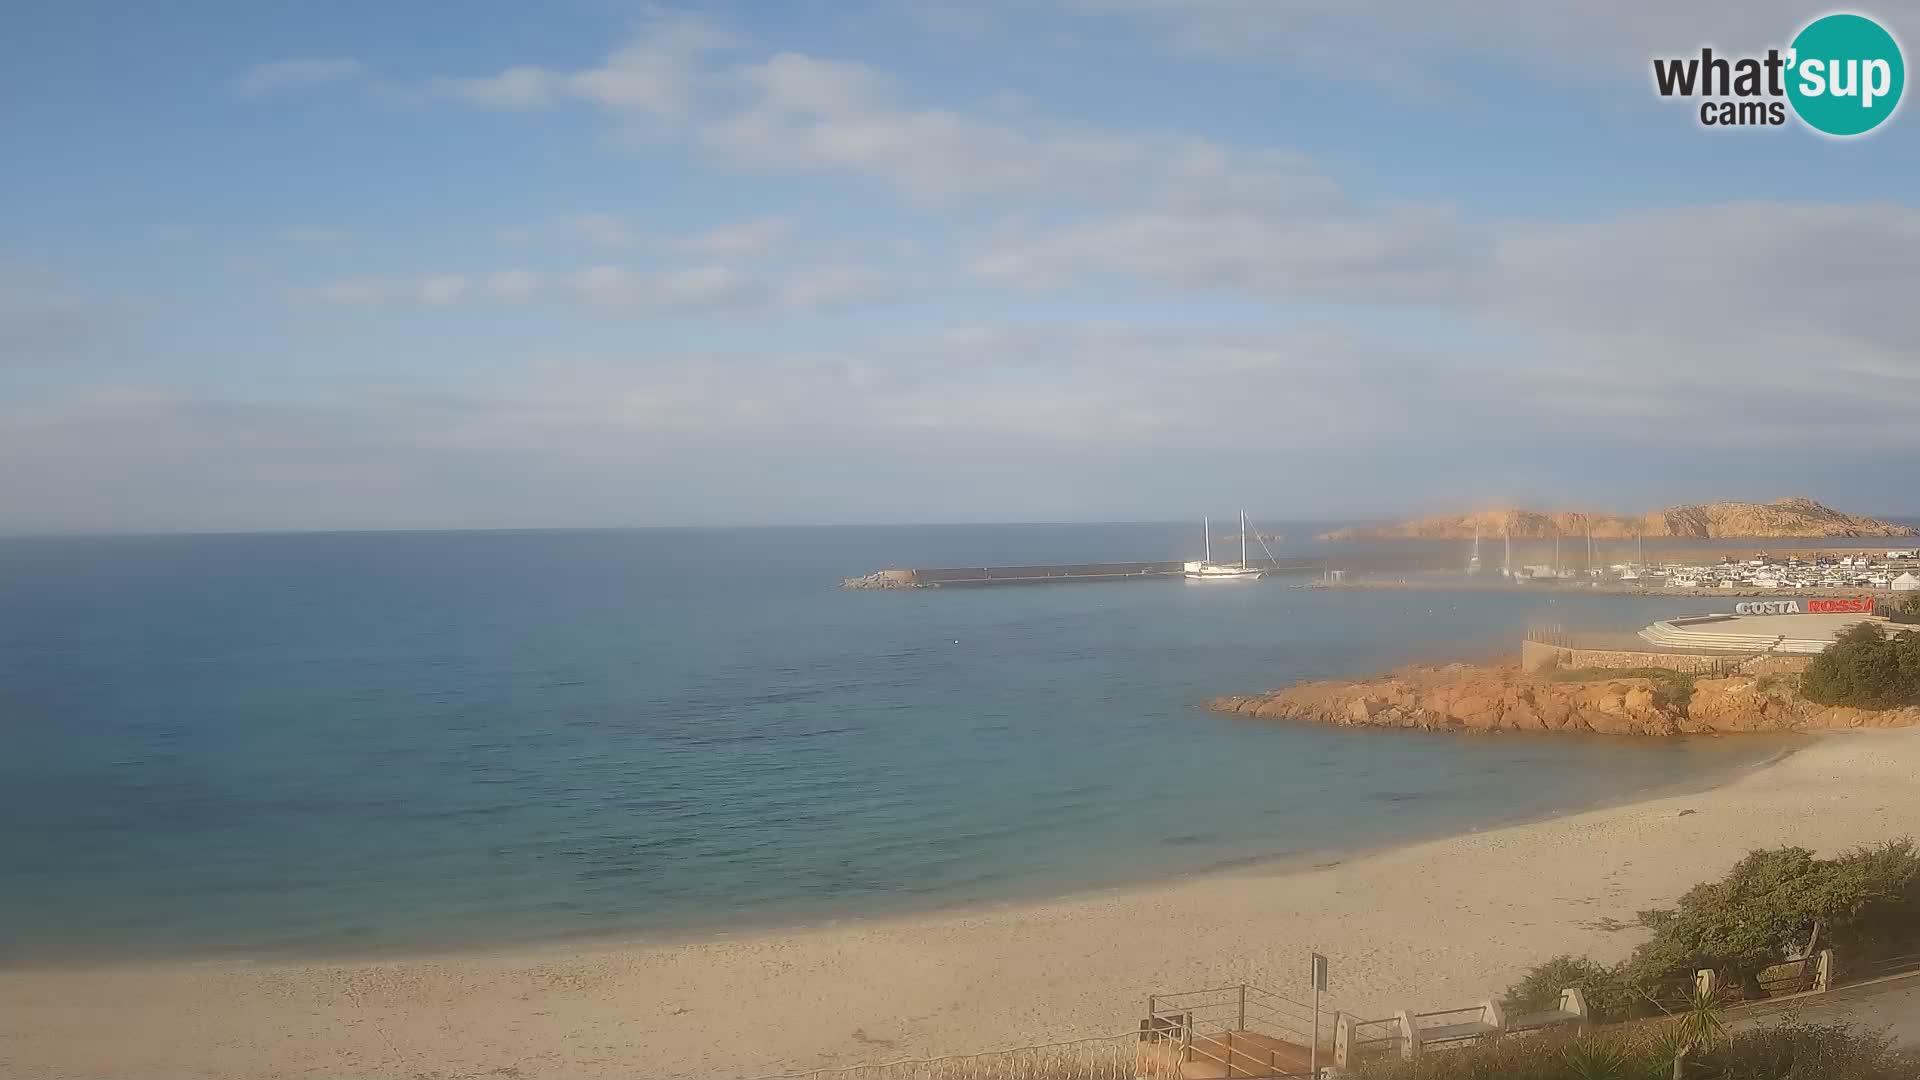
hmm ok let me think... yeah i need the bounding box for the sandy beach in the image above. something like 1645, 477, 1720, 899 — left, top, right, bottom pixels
5, 728, 1918, 1080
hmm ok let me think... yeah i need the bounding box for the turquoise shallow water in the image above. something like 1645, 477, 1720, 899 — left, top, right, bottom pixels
0, 525, 1795, 963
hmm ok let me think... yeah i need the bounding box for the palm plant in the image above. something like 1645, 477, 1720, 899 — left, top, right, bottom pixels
1672, 983, 1728, 1052
1562, 1036, 1633, 1080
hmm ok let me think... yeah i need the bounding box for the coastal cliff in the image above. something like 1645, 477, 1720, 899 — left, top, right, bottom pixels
1206, 663, 1920, 735
1319, 497, 1916, 542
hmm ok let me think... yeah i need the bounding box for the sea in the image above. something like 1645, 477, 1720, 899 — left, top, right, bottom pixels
0, 524, 1839, 964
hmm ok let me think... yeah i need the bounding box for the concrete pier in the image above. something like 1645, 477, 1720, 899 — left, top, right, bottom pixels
844, 557, 1326, 588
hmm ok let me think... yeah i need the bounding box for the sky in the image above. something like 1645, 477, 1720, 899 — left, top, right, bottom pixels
2, 0, 1917, 531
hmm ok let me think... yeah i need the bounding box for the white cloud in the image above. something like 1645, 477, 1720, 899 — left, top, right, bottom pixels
560, 213, 647, 249
10, 313, 1916, 530
235, 58, 366, 98
495, 213, 792, 256
428, 18, 1336, 208
771, 265, 904, 311
0, 267, 100, 363
417, 275, 470, 307
972, 204, 1482, 304
285, 260, 901, 315
567, 264, 758, 312
434, 65, 562, 108
432, 11, 734, 117
698, 52, 1333, 204
485, 270, 543, 300
680, 215, 792, 256
286, 275, 471, 308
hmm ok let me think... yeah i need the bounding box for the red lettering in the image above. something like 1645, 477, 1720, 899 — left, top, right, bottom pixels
1809, 598, 1873, 614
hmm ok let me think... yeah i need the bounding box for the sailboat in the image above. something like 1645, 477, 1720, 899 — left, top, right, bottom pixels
1467, 525, 1482, 575
1185, 511, 1265, 581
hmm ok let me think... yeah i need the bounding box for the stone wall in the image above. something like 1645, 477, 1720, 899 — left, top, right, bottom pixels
1518, 639, 1811, 676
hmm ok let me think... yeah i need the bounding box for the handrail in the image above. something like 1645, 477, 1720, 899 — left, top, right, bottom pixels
1412, 1005, 1487, 1022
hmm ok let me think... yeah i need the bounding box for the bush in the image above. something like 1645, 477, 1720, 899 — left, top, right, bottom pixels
1700, 1022, 1920, 1080
1893, 594, 1920, 625
1350, 1023, 1919, 1080
1502, 955, 1633, 1025
1623, 841, 1920, 999
1500, 842, 1920, 1011
1800, 622, 1920, 709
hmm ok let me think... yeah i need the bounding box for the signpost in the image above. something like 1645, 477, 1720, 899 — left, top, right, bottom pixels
1310, 953, 1329, 1078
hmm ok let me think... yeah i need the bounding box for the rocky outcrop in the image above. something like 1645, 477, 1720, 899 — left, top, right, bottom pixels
1687, 675, 1920, 732
1319, 497, 1916, 542
1207, 664, 1920, 735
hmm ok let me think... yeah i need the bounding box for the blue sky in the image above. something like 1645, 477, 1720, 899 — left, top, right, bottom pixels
2, 1, 1917, 530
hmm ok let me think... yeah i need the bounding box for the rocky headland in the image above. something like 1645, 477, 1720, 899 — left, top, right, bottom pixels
1319, 497, 1917, 542
1207, 663, 1920, 736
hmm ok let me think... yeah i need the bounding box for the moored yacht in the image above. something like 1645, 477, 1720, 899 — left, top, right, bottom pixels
1185, 512, 1265, 580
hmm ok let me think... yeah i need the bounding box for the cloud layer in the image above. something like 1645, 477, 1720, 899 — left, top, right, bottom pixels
3, 7, 1915, 530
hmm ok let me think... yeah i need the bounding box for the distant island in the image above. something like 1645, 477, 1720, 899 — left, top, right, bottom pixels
1320, 497, 1917, 541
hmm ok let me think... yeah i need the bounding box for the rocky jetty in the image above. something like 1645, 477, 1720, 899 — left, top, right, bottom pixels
840, 569, 921, 590
1319, 497, 1916, 542
1206, 663, 1920, 736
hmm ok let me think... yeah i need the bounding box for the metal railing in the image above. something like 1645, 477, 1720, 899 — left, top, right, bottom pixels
1147, 983, 1317, 1046
1143, 983, 1321, 1078
1858, 949, 1920, 981
1333, 1014, 1402, 1067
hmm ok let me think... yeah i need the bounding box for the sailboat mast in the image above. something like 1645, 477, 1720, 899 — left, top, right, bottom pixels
1240, 510, 1248, 569
1204, 516, 1211, 564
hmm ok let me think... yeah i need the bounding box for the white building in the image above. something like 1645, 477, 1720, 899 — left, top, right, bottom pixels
1894, 572, 1920, 592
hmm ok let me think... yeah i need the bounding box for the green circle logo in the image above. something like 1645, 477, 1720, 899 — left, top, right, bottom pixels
1786, 13, 1905, 136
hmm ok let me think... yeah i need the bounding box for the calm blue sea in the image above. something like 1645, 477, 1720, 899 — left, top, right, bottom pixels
0, 526, 1804, 963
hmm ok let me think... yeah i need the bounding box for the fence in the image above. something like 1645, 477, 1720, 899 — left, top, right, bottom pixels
1332, 1014, 1403, 1068
1333, 991, 1586, 1069
1143, 983, 1319, 1078
757, 945, 1920, 1080
1855, 948, 1920, 982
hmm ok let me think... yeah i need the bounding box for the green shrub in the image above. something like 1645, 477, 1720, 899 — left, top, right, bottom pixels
1623, 841, 1920, 998
1502, 955, 1633, 1025
1501, 842, 1920, 1012
1350, 1023, 1919, 1080
1800, 622, 1920, 708
1894, 594, 1920, 625
1695, 1022, 1919, 1080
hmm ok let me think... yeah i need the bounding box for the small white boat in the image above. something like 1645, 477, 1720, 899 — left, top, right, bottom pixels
1186, 512, 1265, 581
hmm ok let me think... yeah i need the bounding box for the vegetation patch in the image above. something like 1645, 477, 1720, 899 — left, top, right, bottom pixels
1498, 841, 1920, 1020
1350, 1022, 1919, 1080
1800, 623, 1920, 709
1546, 666, 1697, 708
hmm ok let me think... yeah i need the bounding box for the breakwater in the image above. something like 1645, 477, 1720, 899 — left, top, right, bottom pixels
843, 557, 1325, 588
